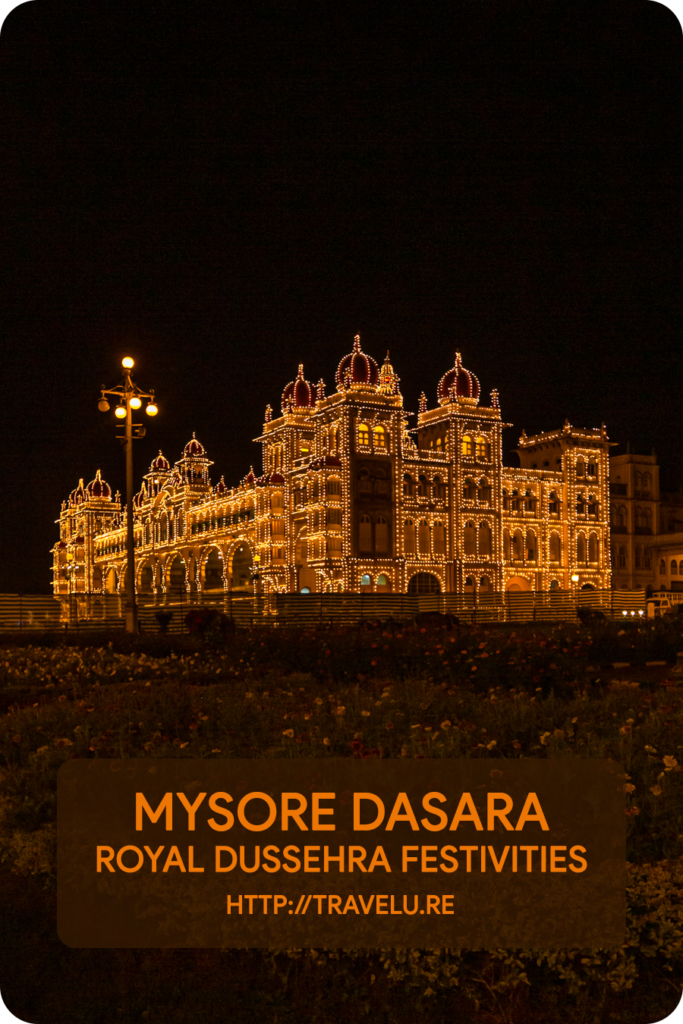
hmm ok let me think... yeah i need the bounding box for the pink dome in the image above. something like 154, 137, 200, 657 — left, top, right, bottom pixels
335, 335, 379, 390
282, 364, 316, 413
437, 352, 480, 405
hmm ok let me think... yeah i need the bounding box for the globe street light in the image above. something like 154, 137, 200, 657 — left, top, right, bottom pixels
98, 357, 159, 633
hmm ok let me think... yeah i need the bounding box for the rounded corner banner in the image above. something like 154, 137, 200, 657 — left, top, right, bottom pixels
57, 758, 626, 949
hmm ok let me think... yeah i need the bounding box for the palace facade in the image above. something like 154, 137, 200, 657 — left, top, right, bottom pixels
52, 337, 613, 601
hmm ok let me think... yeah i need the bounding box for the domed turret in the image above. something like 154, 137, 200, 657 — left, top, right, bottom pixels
150, 451, 170, 472
69, 479, 86, 505
215, 475, 227, 495
437, 352, 480, 406
335, 335, 379, 390
86, 468, 112, 500
282, 365, 316, 413
183, 433, 206, 458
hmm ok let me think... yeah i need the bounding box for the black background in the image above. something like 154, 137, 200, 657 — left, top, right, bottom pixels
1, 1, 681, 593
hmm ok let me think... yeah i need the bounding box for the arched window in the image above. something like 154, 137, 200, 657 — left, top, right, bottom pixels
462, 434, 473, 457
375, 516, 388, 554
480, 575, 492, 592
526, 529, 537, 562
524, 491, 536, 513
433, 521, 446, 555
418, 519, 430, 554
160, 514, 168, 543
463, 477, 476, 501
643, 547, 652, 570
634, 471, 642, 494
360, 574, 372, 588
672, 560, 678, 576
478, 521, 492, 556
576, 458, 585, 477
359, 515, 372, 552
577, 534, 586, 564
418, 475, 429, 497
576, 494, 585, 515
357, 422, 370, 447
326, 477, 341, 497
434, 436, 443, 453
512, 529, 523, 560
588, 533, 598, 561
403, 474, 414, 496
587, 495, 597, 515
549, 532, 561, 562
660, 558, 666, 574
549, 491, 559, 515
556, 457, 562, 469
475, 436, 486, 460
618, 545, 627, 569
433, 475, 446, 500
502, 489, 509, 511
464, 521, 475, 556
373, 425, 387, 449
404, 520, 416, 555
478, 479, 491, 505
503, 528, 511, 560
358, 470, 372, 494
330, 424, 338, 453
642, 472, 652, 495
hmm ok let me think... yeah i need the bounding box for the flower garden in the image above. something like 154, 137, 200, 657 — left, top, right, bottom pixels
1, 614, 683, 1023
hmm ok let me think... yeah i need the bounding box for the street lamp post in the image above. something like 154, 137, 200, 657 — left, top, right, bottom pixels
98, 357, 158, 634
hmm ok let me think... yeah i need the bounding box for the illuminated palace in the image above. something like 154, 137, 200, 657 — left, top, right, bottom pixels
53, 337, 612, 601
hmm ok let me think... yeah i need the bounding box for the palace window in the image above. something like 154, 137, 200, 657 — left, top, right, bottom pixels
475, 436, 487, 460
373, 425, 387, 449
418, 475, 429, 498
357, 423, 370, 447
549, 532, 561, 562
549, 492, 559, 515
404, 520, 416, 554
375, 516, 389, 554
464, 521, 476, 556
359, 514, 372, 552
478, 521, 492, 556
672, 560, 679, 576
326, 477, 341, 497
418, 520, 430, 554
588, 533, 599, 561
462, 434, 473, 457
433, 521, 446, 555
463, 478, 476, 501
577, 534, 587, 563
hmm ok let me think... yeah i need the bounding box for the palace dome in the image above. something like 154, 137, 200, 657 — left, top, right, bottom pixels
150, 451, 170, 471
183, 433, 206, 458
335, 335, 379, 390
268, 471, 285, 485
282, 364, 315, 412
69, 479, 86, 504
437, 351, 480, 405
86, 469, 112, 500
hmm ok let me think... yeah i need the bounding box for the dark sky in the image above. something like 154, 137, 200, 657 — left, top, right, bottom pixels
1, 2, 681, 593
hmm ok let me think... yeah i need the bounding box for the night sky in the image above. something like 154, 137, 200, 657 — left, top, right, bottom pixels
1, 2, 681, 594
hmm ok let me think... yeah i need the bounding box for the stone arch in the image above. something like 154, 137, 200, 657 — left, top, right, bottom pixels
201, 546, 225, 591
506, 575, 531, 592
166, 554, 187, 596
104, 566, 118, 594
138, 559, 156, 595
408, 572, 441, 595
375, 573, 392, 593
549, 531, 561, 563
227, 541, 254, 593
588, 532, 599, 562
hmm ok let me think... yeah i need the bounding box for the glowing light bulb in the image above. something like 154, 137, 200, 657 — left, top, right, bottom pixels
129, 396, 142, 409
97, 398, 110, 412
115, 406, 126, 419
122, 357, 134, 369
146, 403, 158, 416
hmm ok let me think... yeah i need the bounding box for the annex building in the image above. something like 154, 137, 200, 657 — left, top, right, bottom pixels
52, 337, 613, 602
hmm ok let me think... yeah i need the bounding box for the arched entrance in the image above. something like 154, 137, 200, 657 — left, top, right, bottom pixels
506, 576, 531, 593
294, 527, 316, 593
229, 543, 253, 592
104, 567, 118, 594
167, 555, 187, 597
138, 561, 155, 594
203, 547, 224, 591
408, 572, 441, 595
